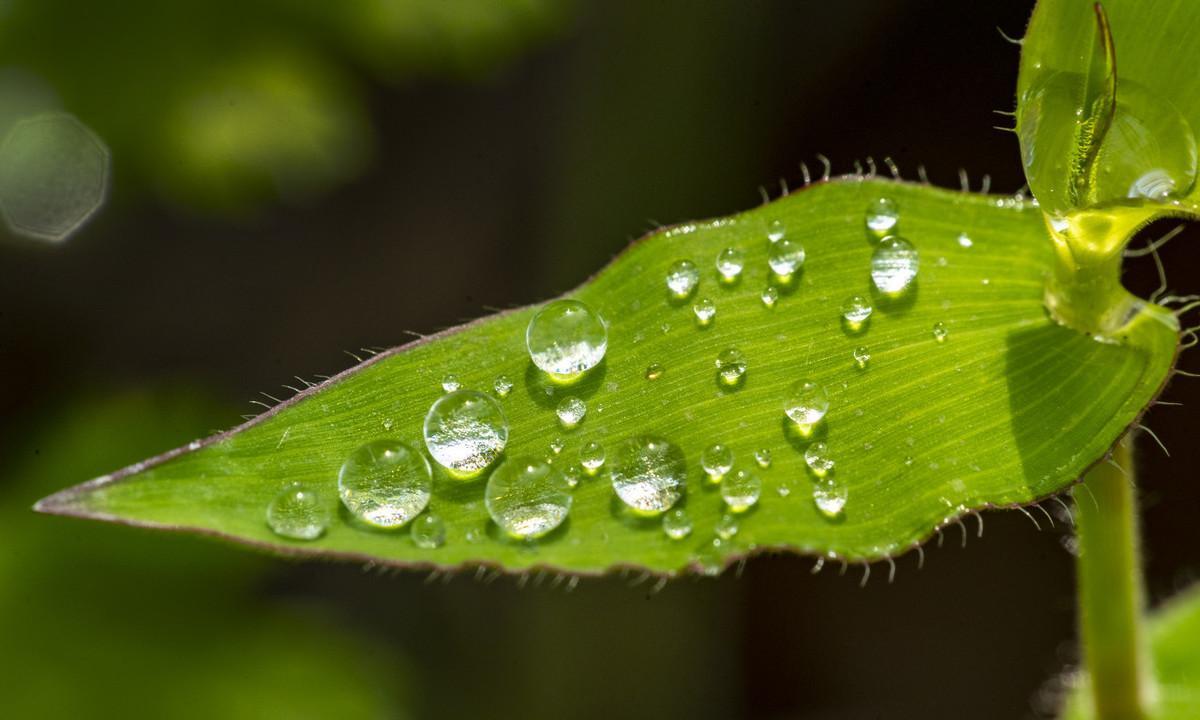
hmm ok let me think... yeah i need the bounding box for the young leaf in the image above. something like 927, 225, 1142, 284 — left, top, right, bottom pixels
34, 178, 1179, 575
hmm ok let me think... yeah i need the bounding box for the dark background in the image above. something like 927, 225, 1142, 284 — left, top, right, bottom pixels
2, 2, 1198, 718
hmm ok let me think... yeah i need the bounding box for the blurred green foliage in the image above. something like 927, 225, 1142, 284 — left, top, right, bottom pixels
0, 0, 571, 213
0, 387, 407, 718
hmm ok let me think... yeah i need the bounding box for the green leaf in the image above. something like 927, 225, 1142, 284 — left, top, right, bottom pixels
34, 178, 1179, 574
1062, 584, 1200, 719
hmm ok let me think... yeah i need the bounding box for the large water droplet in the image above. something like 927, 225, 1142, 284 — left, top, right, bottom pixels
338, 440, 432, 529
813, 481, 847, 518
580, 440, 605, 473
804, 442, 835, 477
840, 295, 873, 331
715, 513, 739, 540
784, 379, 829, 432
716, 247, 745, 282
870, 236, 919, 294
411, 512, 447, 549
485, 458, 573, 539
716, 348, 747, 386
666, 259, 700, 298
266, 483, 330, 541
526, 299, 608, 380
701, 443, 734, 480
610, 435, 686, 516
423, 390, 509, 478
865, 197, 899, 238
767, 239, 806, 277
556, 396, 587, 428
662, 508, 693, 539
693, 297, 716, 326
722, 469, 762, 513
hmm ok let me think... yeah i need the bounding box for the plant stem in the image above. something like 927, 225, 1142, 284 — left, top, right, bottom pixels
1075, 436, 1150, 719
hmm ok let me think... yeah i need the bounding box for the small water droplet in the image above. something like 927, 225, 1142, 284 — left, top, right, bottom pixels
610, 435, 686, 515
694, 537, 726, 577
701, 443, 734, 480
760, 286, 779, 308
441, 374, 461, 393
932, 322, 949, 342
776, 485, 791, 498
754, 448, 772, 469
564, 443, 597, 478
767, 219, 786, 243
338, 440, 432, 529
493, 375, 514, 397
865, 197, 899, 237
465, 528, 483, 544
662, 508, 693, 540
550, 436, 565, 455
556, 396, 587, 428
266, 483, 330, 540
411, 512, 446, 549
957, 232, 973, 248
715, 513, 740, 540
693, 297, 716, 326
423, 390, 509, 478
666, 259, 700, 298
645, 362, 665, 380
870, 236, 919, 294
840, 294, 873, 331
526, 299, 608, 381
716, 247, 745, 281
767, 238, 805, 277
813, 481, 847, 518
783, 379, 829, 433
563, 464, 582, 488
853, 346, 871, 369
804, 442, 835, 477
485, 458, 573, 539
716, 348, 747, 386
722, 469, 762, 513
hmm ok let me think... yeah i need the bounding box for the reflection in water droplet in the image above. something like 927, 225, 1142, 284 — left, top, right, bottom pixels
645, 362, 665, 380
423, 390, 509, 478
716, 348, 747, 385
493, 375, 514, 397
338, 440, 432, 529
853, 346, 871, 369
693, 297, 716, 326
722, 470, 762, 513
715, 513, 739, 540
768, 239, 806, 277
865, 197, 899, 238
411, 512, 447, 549
556, 396, 587, 428
870, 236, 919, 294
701, 443, 734, 480
666, 259, 700, 298
760, 286, 779, 308
662, 508, 693, 540
804, 442, 835, 477
610, 435, 686, 515
716, 247, 745, 281
754, 448, 772, 469
441, 374, 461, 393
267, 483, 330, 540
784, 379, 829, 432
485, 458, 573, 539
580, 440, 605, 474
932, 322, 949, 342
526, 299, 608, 380
813, 481, 848, 518
840, 295, 873, 331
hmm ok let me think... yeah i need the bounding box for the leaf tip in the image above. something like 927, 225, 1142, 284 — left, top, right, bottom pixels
31, 474, 115, 519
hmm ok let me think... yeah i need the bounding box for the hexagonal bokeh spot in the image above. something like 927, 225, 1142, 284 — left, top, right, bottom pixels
0, 112, 110, 242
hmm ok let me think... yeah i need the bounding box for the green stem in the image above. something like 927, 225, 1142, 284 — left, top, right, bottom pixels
1075, 436, 1150, 719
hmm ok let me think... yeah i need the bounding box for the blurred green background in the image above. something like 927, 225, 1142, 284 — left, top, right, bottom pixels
3, 1, 1199, 718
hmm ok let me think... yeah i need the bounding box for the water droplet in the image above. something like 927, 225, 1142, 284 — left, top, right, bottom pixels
840, 295, 873, 331
804, 442, 835, 477
580, 440, 605, 473
865, 197, 899, 237
870, 236, 919, 294
526, 299, 608, 380
777, 485, 791, 498
694, 537, 726, 576
338, 440, 432, 529
441, 374, 461, 393
556, 396, 587, 428
266, 483, 330, 541
721, 470, 762, 513
715, 513, 740, 539
716, 247, 745, 281
957, 232, 973, 248
465, 528, 483, 544
754, 448, 772, 469
485, 458, 573, 539
693, 297, 716, 326
783, 379, 829, 432
932, 322, 949, 342
423, 390, 509, 478
493, 375, 514, 397
701, 443, 734, 480
563, 464, 581, 488
411, 512, 446, 549
550, 436, 565, 455
666, 259, 700, 298
767, 219, 786, 243
767, 238, 806, 277
716, 348, 747, 386
813, 481, 848, 518
853, 346, 871, 369
645, 362, 665, 380
610, 435, 686, 515
760, 286, 779, 308
662, 508, 693, 540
